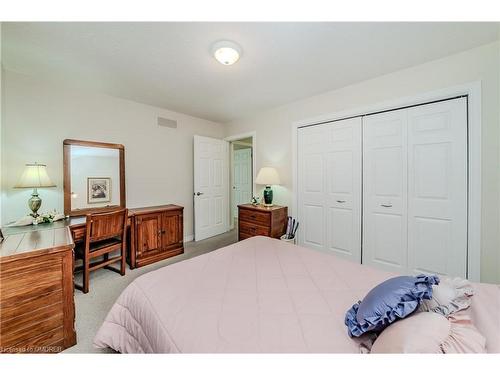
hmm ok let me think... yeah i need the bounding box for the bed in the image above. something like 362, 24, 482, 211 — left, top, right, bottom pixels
94, 236, 500, 353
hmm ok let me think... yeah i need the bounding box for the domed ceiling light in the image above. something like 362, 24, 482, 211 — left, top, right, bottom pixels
212, 41, 242, 66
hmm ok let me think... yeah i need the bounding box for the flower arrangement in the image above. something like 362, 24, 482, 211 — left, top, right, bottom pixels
8, 210, 66, 227
32, 210, 64, 224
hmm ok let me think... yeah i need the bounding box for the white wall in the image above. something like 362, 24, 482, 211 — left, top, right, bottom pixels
226, 42, 500, 284
1, 70, 226, 239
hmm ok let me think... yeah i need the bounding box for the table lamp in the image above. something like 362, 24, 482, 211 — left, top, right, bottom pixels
14, 162, 56, 217
255, 167, 280, 207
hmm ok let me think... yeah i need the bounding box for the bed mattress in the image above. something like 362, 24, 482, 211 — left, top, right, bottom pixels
94, 236, 500, 353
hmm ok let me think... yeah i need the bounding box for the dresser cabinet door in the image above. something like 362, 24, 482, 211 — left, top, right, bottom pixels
161, 210, 183, 250
136, 213, 162, 257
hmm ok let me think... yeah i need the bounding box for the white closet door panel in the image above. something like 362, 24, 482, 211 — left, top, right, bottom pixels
325, 118, 362, 262
363, 109, 408, 273
372, 213, 405, 267
298, 117, 362, 262
328, 207, 354, 253
407, 98, 467, 278
298, 125, 327, 250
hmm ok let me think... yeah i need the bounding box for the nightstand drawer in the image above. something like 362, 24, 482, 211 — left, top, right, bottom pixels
237, 204, 287, 241
239, 222, 270, 237
239, 208, 270, 226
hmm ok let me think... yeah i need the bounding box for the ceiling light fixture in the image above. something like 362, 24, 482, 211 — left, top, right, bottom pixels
212, 40, 242, 66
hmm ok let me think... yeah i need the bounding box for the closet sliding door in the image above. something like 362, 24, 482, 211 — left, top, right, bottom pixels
362, 97, 467, 278
407, 98, 467, 277
297, 117, 362, 263
362, 109, 408, 274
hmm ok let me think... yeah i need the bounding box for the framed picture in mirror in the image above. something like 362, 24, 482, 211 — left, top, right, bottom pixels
87, 177, 111, 204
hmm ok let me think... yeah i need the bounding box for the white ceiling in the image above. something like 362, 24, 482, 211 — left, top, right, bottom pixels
2, 22, 498, 123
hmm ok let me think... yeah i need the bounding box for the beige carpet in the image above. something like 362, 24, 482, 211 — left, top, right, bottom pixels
63, 229, 237, 353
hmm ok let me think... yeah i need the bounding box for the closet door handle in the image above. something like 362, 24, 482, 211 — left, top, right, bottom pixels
381, 204, 393, 208
336, 200, 346, 203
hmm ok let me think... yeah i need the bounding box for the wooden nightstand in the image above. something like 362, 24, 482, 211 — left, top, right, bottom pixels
238, 204, 288, 241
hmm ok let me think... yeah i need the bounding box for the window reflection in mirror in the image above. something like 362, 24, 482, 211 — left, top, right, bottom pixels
69, 145, 120, 210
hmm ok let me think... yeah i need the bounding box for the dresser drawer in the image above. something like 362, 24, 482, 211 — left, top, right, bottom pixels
239, 208, 270, 226
0, 302, 64, 348
239, 221, 270, 237
3, 327, 64, 353
0, 257, 63, 303
0, 247, 75, 353
70, 226, 85, 243
1, 289, 63, 322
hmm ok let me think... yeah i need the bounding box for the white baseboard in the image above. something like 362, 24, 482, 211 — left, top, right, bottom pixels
184, 234, 194, 243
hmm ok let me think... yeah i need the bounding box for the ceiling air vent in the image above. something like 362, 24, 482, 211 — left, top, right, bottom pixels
158, 117, 178, 129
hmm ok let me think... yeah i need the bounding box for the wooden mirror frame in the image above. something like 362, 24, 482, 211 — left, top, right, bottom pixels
63, 139, 126, 216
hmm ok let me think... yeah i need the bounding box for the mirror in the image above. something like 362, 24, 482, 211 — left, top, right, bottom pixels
63, 139, 125, 216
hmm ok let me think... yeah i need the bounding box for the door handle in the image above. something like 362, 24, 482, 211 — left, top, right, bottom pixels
195, 192, 204, 196
381, 204, 393, 208
336, 200, 346, 203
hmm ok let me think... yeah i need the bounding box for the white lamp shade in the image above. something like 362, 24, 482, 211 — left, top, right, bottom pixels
255, 167, 280, 186
15, 163, 56, 188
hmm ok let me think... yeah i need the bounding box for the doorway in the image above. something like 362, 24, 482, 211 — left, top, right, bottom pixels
225, 133, 256, 230
193, 132, 256, 241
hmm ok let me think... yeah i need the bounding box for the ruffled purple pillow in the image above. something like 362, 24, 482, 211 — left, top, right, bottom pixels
345, 274, 440, 337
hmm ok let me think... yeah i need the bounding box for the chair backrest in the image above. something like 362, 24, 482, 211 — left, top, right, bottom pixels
85, 208, 128, 243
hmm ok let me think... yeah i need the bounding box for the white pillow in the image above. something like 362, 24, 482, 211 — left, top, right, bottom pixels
370, 312, 486, 354
418, 277, 474, 316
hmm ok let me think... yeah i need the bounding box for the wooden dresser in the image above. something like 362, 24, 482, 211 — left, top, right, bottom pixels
129, 205, 184, 268
0, 226, 76, 353
238, 204, 288, 241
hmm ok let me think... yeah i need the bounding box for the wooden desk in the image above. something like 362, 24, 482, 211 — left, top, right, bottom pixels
3, 204, 185, 267
0, 226, 76, 353
64, 205, 184, 268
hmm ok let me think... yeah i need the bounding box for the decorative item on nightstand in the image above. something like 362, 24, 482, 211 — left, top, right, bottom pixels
255, 167, 280, 207
14, 162, 56, 218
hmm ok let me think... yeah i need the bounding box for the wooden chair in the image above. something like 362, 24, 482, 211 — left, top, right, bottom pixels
74, 208, 128, 293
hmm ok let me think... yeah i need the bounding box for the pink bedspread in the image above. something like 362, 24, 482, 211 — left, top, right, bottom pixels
94, 236, 500, 353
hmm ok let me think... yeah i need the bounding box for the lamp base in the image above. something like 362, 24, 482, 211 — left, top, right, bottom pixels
28, 188, 42, 218
263, 186, 273, 207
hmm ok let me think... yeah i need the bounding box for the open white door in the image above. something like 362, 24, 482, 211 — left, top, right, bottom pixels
194, 135, 229, 241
